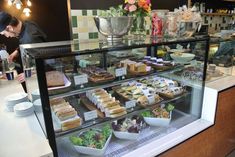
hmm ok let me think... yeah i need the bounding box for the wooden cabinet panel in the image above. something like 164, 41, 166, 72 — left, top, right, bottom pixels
159, 87, 235, 157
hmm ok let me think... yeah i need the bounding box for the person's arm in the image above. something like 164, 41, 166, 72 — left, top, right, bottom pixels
8, 48, 19, 63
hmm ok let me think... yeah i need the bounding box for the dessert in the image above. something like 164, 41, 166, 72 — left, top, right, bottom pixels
80, 66, 114, 83
46, 71, 65, 87
120, 59, 151, 73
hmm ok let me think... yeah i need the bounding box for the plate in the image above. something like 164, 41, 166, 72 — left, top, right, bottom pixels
48, 74, 71, 90
113, 131, 139, 140
14, 102, 34, 117
73, 134, 112, 156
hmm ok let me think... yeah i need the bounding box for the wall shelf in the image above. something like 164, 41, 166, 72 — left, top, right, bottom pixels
202, 13, 235, 16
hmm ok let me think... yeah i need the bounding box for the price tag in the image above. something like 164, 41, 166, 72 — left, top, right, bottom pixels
147, 95, 155, 105
74, 74, 88, 85
115, 67, 127, 77
142, 88, 150, 96
125, 100, 136, 109
84, 110, 98, 121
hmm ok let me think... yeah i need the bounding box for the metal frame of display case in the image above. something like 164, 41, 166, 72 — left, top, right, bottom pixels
20, 36, 209, 157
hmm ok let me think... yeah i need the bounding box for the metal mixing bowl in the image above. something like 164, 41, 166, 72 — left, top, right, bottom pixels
94, 16, 133, 42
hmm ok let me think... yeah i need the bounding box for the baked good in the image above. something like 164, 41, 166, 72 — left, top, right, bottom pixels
56, 107, 77, 121
61, 116, 81, 131
46, 71, 65, 87
50, 98, 66, 106
109, 111, 127, 118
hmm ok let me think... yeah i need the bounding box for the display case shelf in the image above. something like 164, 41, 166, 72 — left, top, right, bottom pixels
54, 91, 191, 138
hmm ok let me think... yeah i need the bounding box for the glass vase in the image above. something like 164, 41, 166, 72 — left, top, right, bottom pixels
131, 15, 146, 39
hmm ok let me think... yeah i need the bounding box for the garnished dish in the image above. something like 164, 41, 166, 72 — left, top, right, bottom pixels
111, 115, 146, 140
141, 104, 174, 126
115, 83, 162, 107
69, 125, 112, 156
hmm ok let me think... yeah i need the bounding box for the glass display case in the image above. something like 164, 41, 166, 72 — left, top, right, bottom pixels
207, 37, 234, 82
20, 36, 210, 157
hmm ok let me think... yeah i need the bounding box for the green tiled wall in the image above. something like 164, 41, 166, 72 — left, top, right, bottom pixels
70, 9, 151, 41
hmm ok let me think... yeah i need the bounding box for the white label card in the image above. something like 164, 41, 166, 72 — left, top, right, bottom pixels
125, 100, 136, 109
115, 67, 127, 77
84, 110, 98, 121
74, 74, 88, 85
147, 95, 155, 105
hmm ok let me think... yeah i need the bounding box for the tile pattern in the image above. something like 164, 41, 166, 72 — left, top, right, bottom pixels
202, 15, 235, 32
70, 9, 151, 40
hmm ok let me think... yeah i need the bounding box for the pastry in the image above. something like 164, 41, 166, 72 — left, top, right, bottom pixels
61, 116, 81, 131
50, 98, 66, 106
46, 71, 65, 87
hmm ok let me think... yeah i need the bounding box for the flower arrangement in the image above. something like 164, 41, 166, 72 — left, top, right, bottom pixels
124, 0, 151, 17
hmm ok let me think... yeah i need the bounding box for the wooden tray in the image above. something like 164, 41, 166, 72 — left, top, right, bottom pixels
80, 96, 105, 118
150, 64, 174, 71
127, 68, 154, 77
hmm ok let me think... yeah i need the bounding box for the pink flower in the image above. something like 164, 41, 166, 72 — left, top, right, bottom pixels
146, 0, 151, 5
124, 4, 129, 11
129, 4, 137, 12
128, 0, 136, 5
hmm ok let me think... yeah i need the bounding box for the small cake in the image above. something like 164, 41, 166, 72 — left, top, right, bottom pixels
46, 71, 65, 87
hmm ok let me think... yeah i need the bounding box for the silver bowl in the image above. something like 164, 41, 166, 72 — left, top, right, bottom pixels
94, 16, 133, 42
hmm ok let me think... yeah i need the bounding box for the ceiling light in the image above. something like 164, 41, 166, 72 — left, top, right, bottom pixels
23, 8, 31, 17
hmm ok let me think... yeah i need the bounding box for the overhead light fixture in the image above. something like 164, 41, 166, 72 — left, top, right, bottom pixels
6, 0, 32, 17
23, 8, 31, 17
26, 0, 31, 7
7, 0, 13, 6
14, 0, 23, 9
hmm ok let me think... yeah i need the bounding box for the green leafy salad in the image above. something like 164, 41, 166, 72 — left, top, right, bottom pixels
70, 125, 112, 149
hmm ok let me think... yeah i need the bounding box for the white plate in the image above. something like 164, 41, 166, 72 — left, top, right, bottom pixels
113, 131, 139, 140
73, 135, 112, 156
143, 111, 172, 126
48, 74, 71, 90
31, 89, 40, 102
33, 99, 42, 112
5, 93, 28, 102
14, 102, 34, 111
14, 102, 34, 117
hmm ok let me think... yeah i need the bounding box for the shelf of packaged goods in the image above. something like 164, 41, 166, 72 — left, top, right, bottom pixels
56, 109, 198, 157
54, 91, 191, 138
202, 13, 235, 16
49, 66, 188, 99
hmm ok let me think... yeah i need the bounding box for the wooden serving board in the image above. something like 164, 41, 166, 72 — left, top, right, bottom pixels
80, 96, 105, 118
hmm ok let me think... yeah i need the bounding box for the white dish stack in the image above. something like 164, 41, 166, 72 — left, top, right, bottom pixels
33, 99, 42, 112
5, 93, 28, 112
31, 89, 40, 102
14, 102, 34, 117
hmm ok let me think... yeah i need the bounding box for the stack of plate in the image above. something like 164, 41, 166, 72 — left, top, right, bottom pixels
31, 89, 40, 102
5, 93, 28, 112
14, 102, 34, 117
33, 99, 42, 112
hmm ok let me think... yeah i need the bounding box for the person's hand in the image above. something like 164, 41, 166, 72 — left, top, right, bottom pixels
8, 49, 19, 63
17, 73, 25, 83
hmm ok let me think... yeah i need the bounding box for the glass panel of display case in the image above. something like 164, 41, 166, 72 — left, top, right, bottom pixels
207, 38, 234, 82
21, 36, 209, 157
